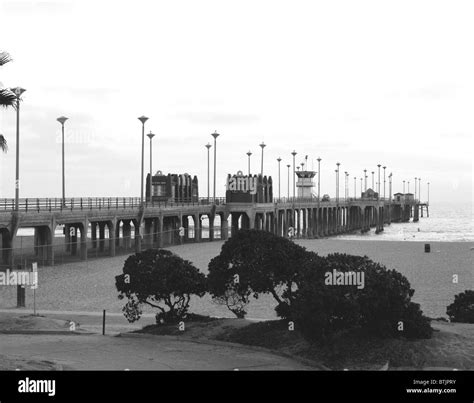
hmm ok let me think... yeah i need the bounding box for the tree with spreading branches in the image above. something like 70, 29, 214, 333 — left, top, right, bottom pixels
116, 249, 207, 324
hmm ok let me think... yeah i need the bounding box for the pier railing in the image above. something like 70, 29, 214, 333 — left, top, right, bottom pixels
0, 196, 425, 213
0, 197, 227, 213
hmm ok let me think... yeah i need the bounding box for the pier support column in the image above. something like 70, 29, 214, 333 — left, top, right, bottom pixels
122, 220, 132, 250
158, 217, 164, 247
80, 222, 88, 261
194, 214, 201, 242
91, 222, 97, 249
221, 213, 229, 240
145, 219, 153, 249
98, 222, 106, 252
134, 220, 142, 253
64, 224, 71, 252
108, 221, 116, 257
209, 213, 215, 241
115, 222, 120, 247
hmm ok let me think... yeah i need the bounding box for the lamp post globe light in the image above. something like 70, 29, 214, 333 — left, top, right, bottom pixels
205, 143, 212, 202
344, 172, 348, 200
11, 87, 26, 211
211, 131, 220, 201
138, 116, 149, 206
317, 157, 321, 202
377, 164, 381, 195
383, 166, 386, 199
146, 132, 155, 204
419, 177, 421, 203
259, 142, 266, 177
57, 116, 68, 206
291, 150, 297, 200
246, 150, 252, 176
287, 164, 291, 199
277, 157, 282, 200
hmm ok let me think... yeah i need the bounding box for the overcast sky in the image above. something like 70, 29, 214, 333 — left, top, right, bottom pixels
0, 0, 472, 205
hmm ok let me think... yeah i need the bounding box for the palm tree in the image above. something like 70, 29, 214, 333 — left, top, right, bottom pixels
0, 134, 7, 152
0, 51, 15, 109
1, 50, 14, 155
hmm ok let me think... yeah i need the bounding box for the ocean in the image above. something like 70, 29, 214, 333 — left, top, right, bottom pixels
336, 202, 474, 242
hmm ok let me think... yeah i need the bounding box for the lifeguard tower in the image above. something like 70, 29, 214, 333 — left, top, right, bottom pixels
295, 168, 316, 198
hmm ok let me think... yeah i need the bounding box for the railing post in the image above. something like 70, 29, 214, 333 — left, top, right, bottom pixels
25, 198, 28, 212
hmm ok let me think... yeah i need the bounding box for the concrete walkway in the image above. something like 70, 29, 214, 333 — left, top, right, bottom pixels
0, 333, 313, 370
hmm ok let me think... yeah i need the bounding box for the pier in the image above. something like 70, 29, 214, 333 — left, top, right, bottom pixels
0, 190, 428, 267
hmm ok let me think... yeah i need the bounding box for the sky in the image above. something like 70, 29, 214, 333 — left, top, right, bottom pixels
0, 0, 472, 205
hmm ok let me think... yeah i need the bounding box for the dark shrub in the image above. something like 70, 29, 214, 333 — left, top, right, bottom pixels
207, 229, 309, 318
115, 249, 206, 324
283, 253, 432, 341
447, 290, 474, 323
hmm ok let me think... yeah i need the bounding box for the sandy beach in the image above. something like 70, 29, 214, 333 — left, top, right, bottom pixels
0, 239, 472, 320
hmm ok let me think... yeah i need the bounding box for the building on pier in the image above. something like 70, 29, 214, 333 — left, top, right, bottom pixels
361, 188, 379, 199
225, 172, 273, 203
146, 171, 199, 203
394, 192, 414, 203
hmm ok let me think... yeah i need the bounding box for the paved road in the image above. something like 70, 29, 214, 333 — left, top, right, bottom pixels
0, 333, 313, 370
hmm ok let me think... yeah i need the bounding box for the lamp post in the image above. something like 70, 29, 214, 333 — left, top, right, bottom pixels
383, 166, 386, 199
291, 150, 297, 200
246, 150, 252, 176
336, 162, 340, 203
211, 131, 220, 201
414, 177, 417, 200
277, 157, 282, 200
353, 176, 356, 198
147, 132, 155, 204
360, 178, 363, 196
403, 180, 405, 193
408, 180, 410, 193
371, 171, 374, 189
138, 116, 149, 206
345, 172, 349, 200
259, 142, 266, 177
377, 164, 381, 196
11, 87, 26, 211
427, 182, 430, 204
344, 171, 347, 200
317, 157, 321, 202
205, 143, 212, 202
364, 169, 367, 191
389, 172, 393, 223
57, 116, 68, 206
287, 164, 290, 199
419, 178, 421, 203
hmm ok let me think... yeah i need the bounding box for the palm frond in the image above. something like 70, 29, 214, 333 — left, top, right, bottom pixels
0, 135, 8, 153
0, 89, 16, 108
0, 51, 12, 67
